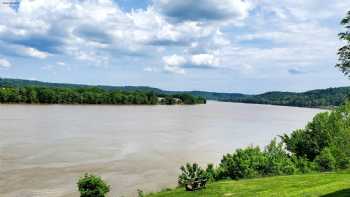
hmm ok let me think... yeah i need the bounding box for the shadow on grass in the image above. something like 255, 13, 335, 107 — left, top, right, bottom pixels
322, 189, 350, 197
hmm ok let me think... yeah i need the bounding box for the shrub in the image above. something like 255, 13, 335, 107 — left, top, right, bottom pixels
77, 174, 110, 197
281, 112, 332, 161
291, 156, 317, 173
282, 102, 350, 171
263, 139, 296, 175
137, 189, 145, 197
205, 164, 216, 182
220, 146, 267, 179
330, 145, 350, 169
178, 163, 208, 191
314, 148, 336, 172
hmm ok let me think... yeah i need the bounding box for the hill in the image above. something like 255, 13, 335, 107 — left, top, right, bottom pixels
0, 78, 349, 107
0, 78, 163, 93
0, 78, 247, 100
146, 171, 350, 197
225, 87, 350, 108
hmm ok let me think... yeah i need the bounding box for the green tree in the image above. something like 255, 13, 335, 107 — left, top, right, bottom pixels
314, 148, 336, 172
336, 11, 350, 76
263, 139, 296, 175
282, 101, 350, 169
77, 174, 110, 197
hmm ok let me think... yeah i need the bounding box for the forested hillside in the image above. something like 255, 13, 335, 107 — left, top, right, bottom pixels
0, 81, 206, 105
224, 87, 350, 108
0, 78, 349, 107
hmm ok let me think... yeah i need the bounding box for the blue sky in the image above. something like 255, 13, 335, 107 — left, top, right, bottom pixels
0, 0, 349, 93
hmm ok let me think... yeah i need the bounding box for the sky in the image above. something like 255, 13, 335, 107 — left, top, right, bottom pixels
0, 0, 349, 94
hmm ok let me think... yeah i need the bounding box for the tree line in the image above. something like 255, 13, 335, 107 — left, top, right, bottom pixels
224, 87, 350, 108
0, 86, 206, 105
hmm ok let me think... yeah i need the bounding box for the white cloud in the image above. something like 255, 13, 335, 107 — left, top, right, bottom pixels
163, 54, 186, 66
162, 54, 186, 74
0, 0, 228, 68
23, 47, 49, 59
163, 64, 185, 74
0, 0, 349, 82
162, 53, 223, 73
191, 53, 220, 67
155, 0, 253, 22
0, 58, 11, 68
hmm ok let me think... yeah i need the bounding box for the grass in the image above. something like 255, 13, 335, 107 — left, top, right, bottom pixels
146, 171, 350, 197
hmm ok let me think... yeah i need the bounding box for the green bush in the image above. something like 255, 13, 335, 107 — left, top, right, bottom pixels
291, 156, 317, 173
282, 101, 350, 171
178, 163, 208, 191
263, 139, 296, 175
77, 174, 110, 197
315, 148, 336, 172
281, 112, 332, 161
220, 146, 267, 179
205, 164, 216, 182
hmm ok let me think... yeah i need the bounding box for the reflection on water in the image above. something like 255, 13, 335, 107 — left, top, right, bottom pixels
0, 101, 324, 197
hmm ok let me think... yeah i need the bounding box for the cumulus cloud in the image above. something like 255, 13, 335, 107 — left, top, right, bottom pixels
162, 53, 222, 73
154, 0, 253, 22
162, 54, 186, 74
163, 55, 186, 66
0, 0, 228, 67
0, 0, 349, 83
0, 58, 11, 68
163, 64, 185, 74
190, 53, 220, 68
23, 47, 49, 59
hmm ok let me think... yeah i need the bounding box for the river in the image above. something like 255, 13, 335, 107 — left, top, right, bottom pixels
0, 101, 324, 197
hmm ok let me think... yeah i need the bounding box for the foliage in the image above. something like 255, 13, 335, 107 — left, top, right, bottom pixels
178, 163, 208, 191
204, 164, 216, 182
282, 102, 350, 168
224, 87, 350, 108
137, 189, 145, 197
314, 148, 336, 172
219, 146, 267, 180
77, 174, 110, 197
174, 94, 207, 105
3, 77, 350, 108
204, 164, 226, 182
336, 11, 350, 77
218, 141, 297, 180
291, 156, 317, 173
281, 112, 333, 161
0, 86, 205, 105
263, 139, 296, 176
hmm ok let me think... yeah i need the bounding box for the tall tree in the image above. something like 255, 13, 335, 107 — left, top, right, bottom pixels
336, 11, 350, 76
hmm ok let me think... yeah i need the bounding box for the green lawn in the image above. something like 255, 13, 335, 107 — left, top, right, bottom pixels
147, 171, 350, 197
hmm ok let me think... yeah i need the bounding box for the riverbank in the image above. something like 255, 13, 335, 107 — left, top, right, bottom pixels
146, 170, 350, 197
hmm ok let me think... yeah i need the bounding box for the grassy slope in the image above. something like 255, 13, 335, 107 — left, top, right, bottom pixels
147, 171, 350, 197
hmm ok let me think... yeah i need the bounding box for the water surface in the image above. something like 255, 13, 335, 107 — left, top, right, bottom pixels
0, 102, 324, 197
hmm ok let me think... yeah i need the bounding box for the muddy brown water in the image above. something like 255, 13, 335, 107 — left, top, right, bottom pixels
0, 101, 324, 197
